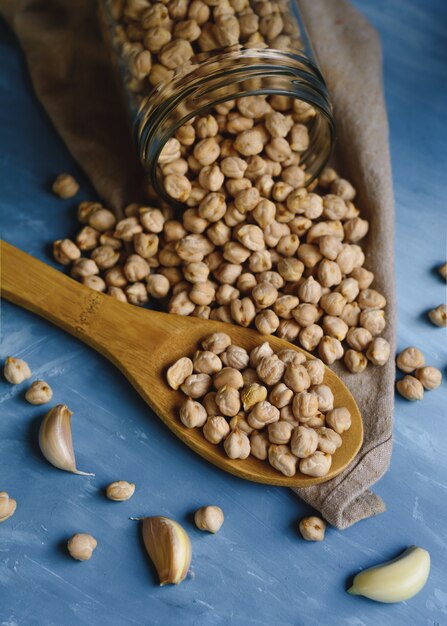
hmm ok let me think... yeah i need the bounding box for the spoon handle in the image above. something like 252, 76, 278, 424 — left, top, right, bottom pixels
1, 240, 103, 333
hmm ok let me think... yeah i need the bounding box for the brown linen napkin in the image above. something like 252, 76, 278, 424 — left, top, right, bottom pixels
0, 0, 395, 529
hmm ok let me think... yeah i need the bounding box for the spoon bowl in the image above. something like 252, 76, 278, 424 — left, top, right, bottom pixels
1, 241, 363, 487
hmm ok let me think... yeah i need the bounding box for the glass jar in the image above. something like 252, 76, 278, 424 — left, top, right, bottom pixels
99, 0, 335, 205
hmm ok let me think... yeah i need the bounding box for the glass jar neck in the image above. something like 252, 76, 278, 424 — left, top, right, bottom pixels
136, 48, 335, 203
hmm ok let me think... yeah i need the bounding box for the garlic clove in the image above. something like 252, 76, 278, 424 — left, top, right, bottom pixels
38, 404, 94, 476
142, 516, 192, 586
348, 546, 430, 603
0, 492, 17, 523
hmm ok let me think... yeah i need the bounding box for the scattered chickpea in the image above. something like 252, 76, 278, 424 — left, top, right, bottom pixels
4, 356, 31, 384
194, 506, 224, 533
52, 174, 79, 198
396, 375, 424, 401
25, 380, 53, 405
67, 533, 97, 561
106, 481, 135, 501
396, 347, 425, 373
415, 366, 442, 390
299, 516, 326, 541
428, 304, 446, 327
438, 262, 447, 281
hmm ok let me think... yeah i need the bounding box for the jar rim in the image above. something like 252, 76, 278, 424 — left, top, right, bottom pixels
136, 48, 335, 204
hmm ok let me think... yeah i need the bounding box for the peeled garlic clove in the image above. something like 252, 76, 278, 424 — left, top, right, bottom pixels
142, 516, 192, 586
0, 492, 17, 523
348, 546, 430, 603
38, 404, 94, 476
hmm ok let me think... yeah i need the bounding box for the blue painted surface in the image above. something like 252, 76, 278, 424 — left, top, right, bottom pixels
0, 1, 446, 624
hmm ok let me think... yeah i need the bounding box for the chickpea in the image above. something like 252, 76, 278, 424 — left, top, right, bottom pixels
241, 380, 267, 411
82, 275, 106, 292
250, 430, 270, 461
53, 239, 81, 265
319, 292, 346, 317
298, 276, 322, 305
247, 400, 280, 430
298, 324, 322, 352
214, 367, 244, 390
268, 383, 293, 409
290, 425, 318, 458
359, 309, 386, 336
366, 337, 391, 366
277, 257, 304, 283
311, 384, 334, 412
229, 415, 253, 436
304, 359, 325, 386
284, 364, 311, 393
222, 345, 249, 370
220, 156, 247, 179
268, 444, 297, 477
316, 427, 342, 454
396, 347, 425, 373
214, 263, 243, 284
348, 267, 373, 290
71, 258, 99, 279
344, 349, 367, 374
223, 242, 250, 264
91, 245, 120, 270
268, 420, 293, 445
202, 332, 231, 354
215, 385, 241, 417
277, 349, 306, 367
126, 282, 148, 306
180, 373, 212, 398
276, 319, 299, 342
256, 354, 285, 386
203, 416, 230, 444
254, 309, 279, 335
193, 351, 222, 375
167, 357, 194, 390
52, 173, 79, 198
293, 392, 319, 420
299, 516, 326, 541
318, 336, 344, 365
428, 304, 446, 327
224, 428, 251, 460
108, 286, 128, 303
180, 397, 208, 428
415, 366, 442, 390
299, 451, 332, 477
230, 297, 256, 327
396, 375, 424, 401
325, 407, 351, 434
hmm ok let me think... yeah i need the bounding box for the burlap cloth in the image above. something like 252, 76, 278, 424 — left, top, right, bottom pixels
1, 0, 395, 528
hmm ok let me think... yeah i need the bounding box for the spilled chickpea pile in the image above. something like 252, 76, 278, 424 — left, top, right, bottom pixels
53, 154, 391, 373
166, 332, 352, 478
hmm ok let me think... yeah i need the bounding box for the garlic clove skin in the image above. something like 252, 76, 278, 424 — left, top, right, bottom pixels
142, 516, 192, 586
0, 492, 17, 523
348, 546, 430, 603
38, 404, 94, 476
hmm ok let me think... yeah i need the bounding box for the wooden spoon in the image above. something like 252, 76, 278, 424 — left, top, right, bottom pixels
0, 241, 363, 487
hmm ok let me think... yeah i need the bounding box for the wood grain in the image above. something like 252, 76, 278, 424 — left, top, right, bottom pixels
0, 240, 363, 487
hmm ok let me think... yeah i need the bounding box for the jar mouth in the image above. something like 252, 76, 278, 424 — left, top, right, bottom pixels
136, 48, 335, 204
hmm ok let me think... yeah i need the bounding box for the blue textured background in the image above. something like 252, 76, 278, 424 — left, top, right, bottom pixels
1, 1, 446, 624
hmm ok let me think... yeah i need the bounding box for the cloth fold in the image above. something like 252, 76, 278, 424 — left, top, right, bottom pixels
1, 0, 395, 528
